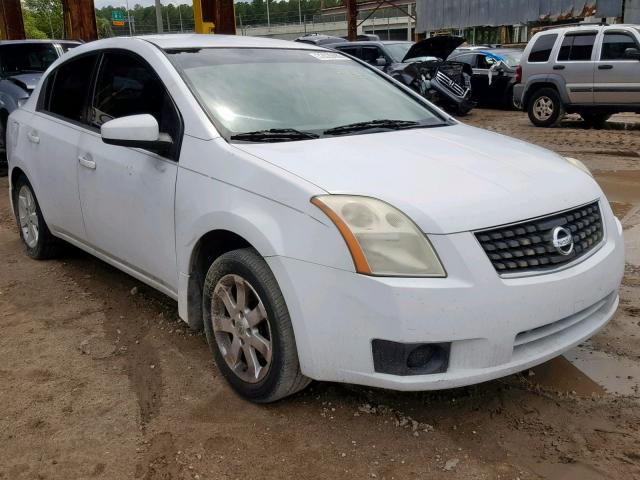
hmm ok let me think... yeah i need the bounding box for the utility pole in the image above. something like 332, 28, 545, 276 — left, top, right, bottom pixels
178, 4, 183, 32
155, 0, 163, 33
166, 8, 171, 32
298, 0, 302, 25
126, 0, 132, 36
266, 0, 271, 28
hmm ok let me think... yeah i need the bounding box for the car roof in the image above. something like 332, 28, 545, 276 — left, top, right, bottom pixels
0, 39, 80, 45
533, 23, 639, 36
138, 34, 323, 51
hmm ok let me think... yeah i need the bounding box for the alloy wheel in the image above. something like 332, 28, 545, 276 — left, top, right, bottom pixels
533, 96, 554, 121
17, 185, 39, 248
211, 274, 273, 383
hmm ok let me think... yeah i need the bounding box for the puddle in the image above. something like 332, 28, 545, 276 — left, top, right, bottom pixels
593, 170, 640, 205
564, 343, 640, 396
530, 356, 605, 396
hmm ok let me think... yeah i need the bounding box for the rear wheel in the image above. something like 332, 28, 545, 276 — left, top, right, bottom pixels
202, 248, 310, 403
0, 111, 7, 177
528, 88, 565, 127
12, 175, 60, 259
581, 113, 611, 129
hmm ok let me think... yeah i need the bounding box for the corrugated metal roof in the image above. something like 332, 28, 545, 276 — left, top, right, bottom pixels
416, 0, 623, 33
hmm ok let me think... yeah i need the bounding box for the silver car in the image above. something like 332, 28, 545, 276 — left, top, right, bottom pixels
0, 40, 79, 172
514, 24, 640, 127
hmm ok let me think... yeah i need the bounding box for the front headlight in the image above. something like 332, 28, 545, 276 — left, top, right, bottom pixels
311, 195, 446, 277
564, 156, 592, 177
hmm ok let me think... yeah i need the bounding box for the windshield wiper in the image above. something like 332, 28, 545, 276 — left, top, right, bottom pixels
324, 119, 421, 136
230, 128, 319, 143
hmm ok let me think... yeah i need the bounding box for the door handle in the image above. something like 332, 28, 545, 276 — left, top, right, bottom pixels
27, 131, 39, 144
553, 65, 565, 70
598, 64, 613, 70
78, 154, 96, 170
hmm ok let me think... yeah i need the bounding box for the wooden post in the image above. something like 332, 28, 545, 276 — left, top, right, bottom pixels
63, 0, 98, 42
0, 0, 25, 40
345, 0, 357, 41
195, 0, 236, 35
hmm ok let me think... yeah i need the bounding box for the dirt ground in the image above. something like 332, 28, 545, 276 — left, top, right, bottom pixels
1, 110, 639, 480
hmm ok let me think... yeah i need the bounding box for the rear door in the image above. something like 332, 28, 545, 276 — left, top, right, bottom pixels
77, 50, 183, 293
27, 53, 98, 241
594, 29, 640, 104
554, 31, 598, 104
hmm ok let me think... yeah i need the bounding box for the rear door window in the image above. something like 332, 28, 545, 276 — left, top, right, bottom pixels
361, 46, 384, 65
601, 32, 639, 60
528, 34, 558, 63
557, 32, 597, 61
42, 54, 98, 124
335, 46, 359, 58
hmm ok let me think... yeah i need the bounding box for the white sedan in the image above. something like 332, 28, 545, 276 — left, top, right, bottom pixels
7, 35, 624, 402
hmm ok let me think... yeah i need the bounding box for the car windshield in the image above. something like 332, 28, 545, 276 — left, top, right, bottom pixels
167, 48, 446, 140
384, 42, 413, 62
0, 43, 59, 77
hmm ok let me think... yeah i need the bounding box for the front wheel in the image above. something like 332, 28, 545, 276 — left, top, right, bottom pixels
527, 88, 565, 127
202, 248, 310, 403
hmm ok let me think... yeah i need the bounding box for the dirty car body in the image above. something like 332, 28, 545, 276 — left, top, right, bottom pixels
7, 35, 624, 402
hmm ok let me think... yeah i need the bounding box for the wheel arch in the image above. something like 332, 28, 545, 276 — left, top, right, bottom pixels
183, 229, 260, 331
523, 77, 568, 110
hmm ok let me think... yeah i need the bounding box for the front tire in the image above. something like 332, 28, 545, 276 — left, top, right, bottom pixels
202, 248, 310, 403
528, 88, 565, 127
12, 175, 60, 259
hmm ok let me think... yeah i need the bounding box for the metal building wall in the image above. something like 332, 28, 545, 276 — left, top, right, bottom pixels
626, 0, 640, 23
416, 0, 623, 33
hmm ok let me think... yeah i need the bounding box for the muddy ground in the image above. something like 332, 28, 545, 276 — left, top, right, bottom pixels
0, 110, 639, 480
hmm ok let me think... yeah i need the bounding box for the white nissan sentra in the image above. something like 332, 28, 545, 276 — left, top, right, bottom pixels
7, 35, 624, 402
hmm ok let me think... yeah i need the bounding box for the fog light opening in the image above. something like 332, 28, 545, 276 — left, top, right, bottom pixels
372, 340, 450, 376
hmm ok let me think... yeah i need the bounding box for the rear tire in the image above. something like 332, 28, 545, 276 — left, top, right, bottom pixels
0, 112, 7, 177
527, 88, 565, 127
581, 113, 611, 129
202, 248, 310, 403
12, 175, 60, 259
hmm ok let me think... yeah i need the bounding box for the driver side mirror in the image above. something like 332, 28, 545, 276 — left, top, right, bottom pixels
376, 57, 388, 67
624, 47, 640, 60
101, 114, 173, 152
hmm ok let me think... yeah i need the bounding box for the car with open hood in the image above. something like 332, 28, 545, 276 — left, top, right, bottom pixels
333, 36, 475, 114
7, 35, 624, 402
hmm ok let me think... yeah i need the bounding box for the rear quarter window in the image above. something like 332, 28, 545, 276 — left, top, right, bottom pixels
527, 34, 558, 63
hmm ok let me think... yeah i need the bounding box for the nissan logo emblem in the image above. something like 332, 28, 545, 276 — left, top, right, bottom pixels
552, 226, 574, 256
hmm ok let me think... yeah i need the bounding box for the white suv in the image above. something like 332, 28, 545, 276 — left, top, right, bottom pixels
514, 24, 640, 127
8, 35, 624, 402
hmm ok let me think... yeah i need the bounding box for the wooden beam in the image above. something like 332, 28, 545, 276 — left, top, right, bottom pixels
0, 0, 25, 40
345, 0, 357, 41
195, 0, 236, 35
63, 0, 98, 42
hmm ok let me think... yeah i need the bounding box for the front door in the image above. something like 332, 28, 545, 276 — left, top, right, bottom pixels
77, 51, 183, 293
594, 30, 640, 104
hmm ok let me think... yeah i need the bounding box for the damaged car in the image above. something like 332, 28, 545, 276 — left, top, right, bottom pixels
333, 36, 474, 115
0, 40, 79, 157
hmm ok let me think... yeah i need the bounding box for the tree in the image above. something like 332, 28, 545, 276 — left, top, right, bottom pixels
23, 9, 48, 39
96, 15, 113, 39
22, 0, 64, 39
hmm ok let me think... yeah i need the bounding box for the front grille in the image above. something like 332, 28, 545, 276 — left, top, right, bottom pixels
475, 201, 604, 275
435, 70, 469, 98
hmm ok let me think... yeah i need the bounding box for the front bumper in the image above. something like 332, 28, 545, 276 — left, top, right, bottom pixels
267, 204, 624, 391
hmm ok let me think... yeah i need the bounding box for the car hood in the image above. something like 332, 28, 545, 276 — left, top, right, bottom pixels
402, 36, 466, 62
8, 73, 42, 92
233, 124, 602, 234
